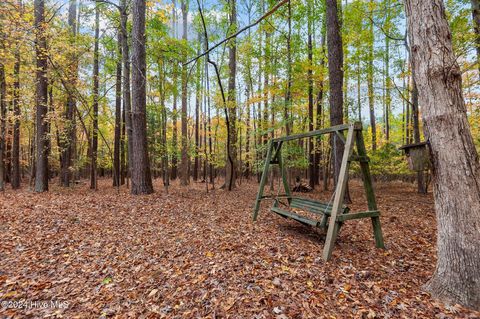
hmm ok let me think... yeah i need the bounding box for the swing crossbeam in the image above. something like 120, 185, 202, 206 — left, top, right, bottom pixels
252, 122, 385, 261
270, 123, 360, 143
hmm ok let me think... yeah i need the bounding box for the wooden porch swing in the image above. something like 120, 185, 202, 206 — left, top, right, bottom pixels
252, 122, 385, 261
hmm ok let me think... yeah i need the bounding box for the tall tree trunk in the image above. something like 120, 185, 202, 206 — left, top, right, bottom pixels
245, 80, 251, 180
47, 80, 53, 179
193, 34, 201, 182
224, 0, 237, 190
325, 0, 344, 185
205, 55, 214, 185
113, 31, 122, 187
385, 31, 391, 141
180, 0, 189, 186
120, 0, 133, 186
29, 125, 35, 189
405, 0, 480, 310
406, 72, 411, 143
401, 60, 406, 143
244, 0, 253, 181
34, 0, 48, 192
11, 0, 23, 188
159, 60, 169, 189
263, 23, 270, 151
6, 99, 12, 184
130, 0, 153, 194
263, 62, 269, 145
0, 48, 5, 191
90, 5, 99, 190
284, 0, 292, 136
367, 0, 376, 151
121, 76, 126, 185
356, 61, 362, 122
11, 47, 21, 189
60, 0, 78, 187
172, 72, 179, 180
307, 0, 315, 189
315, 19, 326, 186
0, 14, 7, 188
202, 60, 208, 184
171, 0, 178, 180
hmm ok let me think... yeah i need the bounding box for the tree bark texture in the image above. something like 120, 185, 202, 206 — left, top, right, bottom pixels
34, 0, 49, 192
326, 0, 344, 185
0, 51, 5, 191
60, 0, 78, 187
11, 47, 21, 189
224, 0, 238, 190
113, 31, 122, 187
130, 0, 153, 194
405, 0, 480, 310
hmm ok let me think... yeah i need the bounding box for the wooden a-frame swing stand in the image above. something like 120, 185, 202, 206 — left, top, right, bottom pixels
252, 122, 385, 261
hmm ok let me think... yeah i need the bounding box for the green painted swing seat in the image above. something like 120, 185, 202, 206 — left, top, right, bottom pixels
271, 197, 380, 229
289, 197, 348, 216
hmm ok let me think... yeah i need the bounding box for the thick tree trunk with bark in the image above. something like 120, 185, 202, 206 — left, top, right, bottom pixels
405, 0, 480, 310
325, 0, 344, 185
90, 5, 99, 190
130, 0, 153, 194
180, 0, 189, 186
34, 0, 48, 192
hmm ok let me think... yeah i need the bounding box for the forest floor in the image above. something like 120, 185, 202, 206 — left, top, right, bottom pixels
1, 178, 479, 318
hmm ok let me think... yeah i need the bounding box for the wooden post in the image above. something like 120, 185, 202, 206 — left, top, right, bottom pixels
253, 140, 274, 221
355, 128, 385, 248
322, 124, 355, 261
277, 142, 291, 203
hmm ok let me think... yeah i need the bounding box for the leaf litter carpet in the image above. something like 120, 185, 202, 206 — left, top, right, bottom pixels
0, 179, 479, 318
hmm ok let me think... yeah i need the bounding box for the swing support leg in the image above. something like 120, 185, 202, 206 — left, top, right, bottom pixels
322, 125, 355, 261
277, 142, 291, 203
356, 129, 385, 248
253, 140, 274, 221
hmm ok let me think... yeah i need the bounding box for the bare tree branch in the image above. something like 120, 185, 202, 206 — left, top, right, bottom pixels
185, 0, 289, 65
